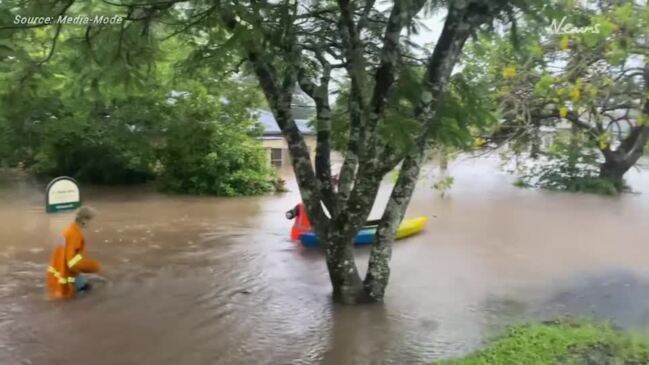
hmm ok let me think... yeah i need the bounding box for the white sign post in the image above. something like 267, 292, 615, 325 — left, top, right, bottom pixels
46, 177, 81, 213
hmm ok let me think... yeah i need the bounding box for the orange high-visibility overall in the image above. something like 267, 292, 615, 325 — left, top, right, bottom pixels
290, 203, 312, 240
46, 223, 101, 299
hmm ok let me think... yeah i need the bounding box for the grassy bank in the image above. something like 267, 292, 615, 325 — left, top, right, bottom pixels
443, 320, 649, 364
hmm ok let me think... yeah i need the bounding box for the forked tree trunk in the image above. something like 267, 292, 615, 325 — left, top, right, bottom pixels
599, 125, 649, 191
324, 232, 367, 304
364, 152, 423, 301
597, 64, 649, 190
440, 147, 449, 170
234, 0, 514, 305
361, 1, 479, 302
599, 153, 629, 189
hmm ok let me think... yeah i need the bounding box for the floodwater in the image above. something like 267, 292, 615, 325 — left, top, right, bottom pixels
2, 156, 649, 365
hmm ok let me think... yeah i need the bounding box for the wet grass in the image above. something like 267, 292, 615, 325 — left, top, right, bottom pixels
443, 320, 649, 365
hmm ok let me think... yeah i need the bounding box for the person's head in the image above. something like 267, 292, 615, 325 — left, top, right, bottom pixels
75, 206, 97, 228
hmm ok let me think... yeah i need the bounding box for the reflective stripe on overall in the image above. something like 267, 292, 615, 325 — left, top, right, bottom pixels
294, 204, 311, 231
67, 254, 83, 269
48, 266, 75, 285
47, 250, 83, 285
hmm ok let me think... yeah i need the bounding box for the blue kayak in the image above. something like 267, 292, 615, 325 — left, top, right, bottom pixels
298, 217, 428, 247
300, 228, 377, 247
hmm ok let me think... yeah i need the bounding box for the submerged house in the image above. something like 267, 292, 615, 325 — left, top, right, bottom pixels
256, 109, 316, 168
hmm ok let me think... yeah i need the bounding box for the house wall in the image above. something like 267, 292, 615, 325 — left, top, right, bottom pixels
260, 136, 315, 167
260, 136, 343, 169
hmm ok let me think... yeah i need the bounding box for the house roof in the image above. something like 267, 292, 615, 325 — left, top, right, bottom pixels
256, 109, 315, 136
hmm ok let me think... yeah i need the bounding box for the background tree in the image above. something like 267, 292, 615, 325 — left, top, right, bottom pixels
328, 69, 499, 154
187, 0, 538, 304
2, 0, 542, 304
157, 81, 274, 196
0, 3, 274, 193
469, 0, 649, 193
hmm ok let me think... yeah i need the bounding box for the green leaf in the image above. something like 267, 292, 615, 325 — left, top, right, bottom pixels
534, 74, 555, 97
582, 32, 599, 48
560, 35, 570, 50
527, 42, 543, 58
613, 3, 634, 28
594, 16, 616, 37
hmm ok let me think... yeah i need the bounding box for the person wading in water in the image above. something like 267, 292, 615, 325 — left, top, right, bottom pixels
286, 202, 312, 240
46, 206, 102, 299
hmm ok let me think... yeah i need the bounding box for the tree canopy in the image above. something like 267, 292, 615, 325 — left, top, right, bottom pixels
467, 0, 649, 193
2, 0, 550, 303
1, 2, 276, 194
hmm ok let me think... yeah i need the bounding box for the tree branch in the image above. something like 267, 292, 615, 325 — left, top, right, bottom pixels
101, 0, 177, 7
338, 0, 428, 230
217, 5, 330, 232
357, 0, 377, 31
367, 1, 508, 297
297, 51, 337, 214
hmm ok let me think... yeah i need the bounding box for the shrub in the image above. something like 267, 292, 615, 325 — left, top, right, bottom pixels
444, 320, 649, 365
516, 132, 625, 195
157, 102, 274, 196
31, 103, 158, 184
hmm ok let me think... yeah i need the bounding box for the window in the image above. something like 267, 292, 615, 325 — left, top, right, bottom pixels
271, 148, 283, 167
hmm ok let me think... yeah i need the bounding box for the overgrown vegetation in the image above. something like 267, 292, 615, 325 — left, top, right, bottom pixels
444, 320, 649, 365
6, 0, 646, 304
2, 0, 553, 304
432, 175, 454, 197
28, 96, 160, 184
514, 132, 624, 195
157, 92, 274, 196
0, 12, 275, 195
464, 1, 649, 195
329, 71, 498, 155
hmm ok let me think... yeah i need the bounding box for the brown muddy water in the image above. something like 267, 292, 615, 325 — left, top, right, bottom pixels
2, 156, 649, 365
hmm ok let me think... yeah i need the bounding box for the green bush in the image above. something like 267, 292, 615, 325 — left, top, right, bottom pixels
1, 30, 273, 194
0, 119, 10, 168
31, 101, 158, 184
433, 175, 455, 197
157, 94, 274, 196
517, 132, 625, 195
513, 178, 528, 188
444, 320, 649, 365
0, 92, 62, 168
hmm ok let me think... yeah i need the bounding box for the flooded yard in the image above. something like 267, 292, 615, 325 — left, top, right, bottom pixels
2, 156, 649, 364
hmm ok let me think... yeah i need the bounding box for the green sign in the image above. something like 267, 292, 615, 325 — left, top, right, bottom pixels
46, 177, 81, 213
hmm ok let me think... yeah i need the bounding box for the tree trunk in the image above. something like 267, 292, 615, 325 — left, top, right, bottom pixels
364, 152, 422, 301
233, 0, 509, 306
324, 232, 367, 304
530, 122, 541, 159
599, 124, 649, 191
599, 156, 628, 188
599, 147, 636, 191
598, 64, 649, 190
440, 147, 449, 170
362, 0, 483, 302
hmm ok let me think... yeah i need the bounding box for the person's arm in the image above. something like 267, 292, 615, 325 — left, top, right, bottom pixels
285, 205, 298, 220
65, 233, 101, 274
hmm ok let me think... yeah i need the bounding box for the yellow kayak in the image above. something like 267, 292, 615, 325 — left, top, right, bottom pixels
395, 216, 429, 239
300, 216, 428, 247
